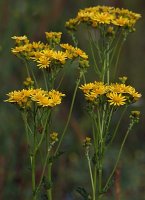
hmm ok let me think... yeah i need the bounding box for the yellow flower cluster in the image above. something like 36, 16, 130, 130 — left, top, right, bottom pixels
65, 6, 141, 30
11, 33, 89, 69
60, 43, 88, 60
11, 35, 49, 58
45, 32, 62, 44
80, 82, 141, 106
32, 49, 68, 69
5, 88, 65, 109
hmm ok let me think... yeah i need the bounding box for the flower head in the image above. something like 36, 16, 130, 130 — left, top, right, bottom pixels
107, 92, 126, 106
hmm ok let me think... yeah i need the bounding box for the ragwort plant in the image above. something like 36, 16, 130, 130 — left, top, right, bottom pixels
5, 4, 141, 200
66, 5, 141, 200
5, 33, 89, 199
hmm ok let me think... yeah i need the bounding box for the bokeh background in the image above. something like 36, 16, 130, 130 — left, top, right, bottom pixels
0, 0, 145, 199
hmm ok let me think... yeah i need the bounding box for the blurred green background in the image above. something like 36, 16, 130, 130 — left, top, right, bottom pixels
0, 0, 145, 199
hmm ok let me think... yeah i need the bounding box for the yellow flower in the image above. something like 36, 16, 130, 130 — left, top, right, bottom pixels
45, 32, 62, 39
23, 77, 34, 87
11, 46, 27, 54
109, 83, 132, 94
5, 89, 32, 108
36, 56, 51, 68
31, 41, 45, 50
74, 47, 88, 60
50, 132, 58, 142
80, 82, 107, 102
112, 16, 130, 27
52, 51, 67, 64
128, 90, 142, 101
107, 92, 126, 106
91, 13, 114, 24
11, 35, 29, 44
45, 32, 62, 44
65, 18, 79, 30
79, 83, 95, 93
60, 43, 74, 51
47, 90, 65, 107
60, 43, 88, 60
85, 91, 98, 101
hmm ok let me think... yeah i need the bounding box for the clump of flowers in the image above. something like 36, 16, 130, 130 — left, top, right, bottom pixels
5, 88, 65, 109
66, 6, 141, 83
11, 32, 89, 74
80, 82, 141, 105
66, 6, 141, 31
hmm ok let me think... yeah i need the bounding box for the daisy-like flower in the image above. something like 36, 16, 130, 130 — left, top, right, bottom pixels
128, 90, 142, 101
74, 47, 88, 60
36, 56, 51, 68
79, 83, 95, 93
52, 51, 67, 64
112, 17, 130, 27
107, 92, 126, 106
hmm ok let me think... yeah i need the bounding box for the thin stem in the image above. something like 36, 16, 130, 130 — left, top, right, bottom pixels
23, 58, 31, 77
43, 69, 48, 90
22, 112, 31, 147
30, 65, 39, 87
86, 152, 96, 200
88, 30, 101, 76
35, 148, 51, 195
47, 163, 52, 200
35, 110, 51, 153
104, 121, 134, 192
109, 106, 127, 146
113, 37, 126, 80
55, 72, 83, 155
32, 153, 36, 200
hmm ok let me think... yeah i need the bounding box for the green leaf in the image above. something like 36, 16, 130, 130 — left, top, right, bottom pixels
48, 151, 64, 163
76, 187, 92, 200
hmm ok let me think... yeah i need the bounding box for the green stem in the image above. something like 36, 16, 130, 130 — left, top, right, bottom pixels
32, 153, 36, 200
30, 65, 39, 87
43, 69, 48, 90
22, 112, 36, 199
88, 30, 101, 77
109, 106, 127, 146
113, 38, 126, 80
35, 147, 51, 195
104, 121, 134, 192
22, 112, 30, 147
35, 110, 51, 153
47, 163, 52, 200
23, 58, 31, 77
55, 72, 82, 155
86, 152, 96, 200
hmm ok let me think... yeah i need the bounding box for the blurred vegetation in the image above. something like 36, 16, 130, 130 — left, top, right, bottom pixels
0, 0, 145, 199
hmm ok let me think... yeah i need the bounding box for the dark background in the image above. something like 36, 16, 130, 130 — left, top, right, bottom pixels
0, 0, 145, 199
